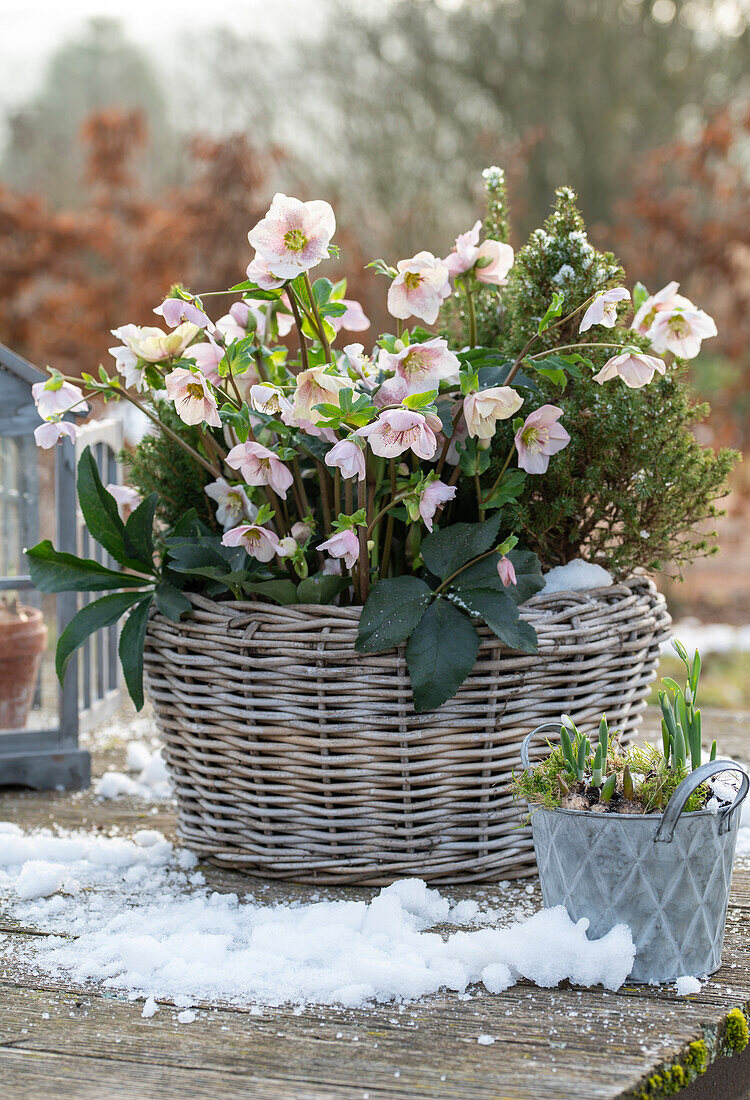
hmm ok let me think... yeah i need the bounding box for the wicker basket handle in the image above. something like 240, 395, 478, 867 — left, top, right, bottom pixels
520, 722, 563, 771
654, 760, 749, 843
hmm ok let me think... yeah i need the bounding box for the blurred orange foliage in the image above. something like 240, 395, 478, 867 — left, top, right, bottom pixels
603, 105, 750, 453
0, 108, 277, 377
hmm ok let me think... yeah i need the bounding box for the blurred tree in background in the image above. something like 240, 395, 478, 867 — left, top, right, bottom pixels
0, 1, 747, 425
0, 107, 273, 375
1, 20, 184, 206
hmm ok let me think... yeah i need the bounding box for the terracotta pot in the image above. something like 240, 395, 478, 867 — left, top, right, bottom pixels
0, 606, 47, 729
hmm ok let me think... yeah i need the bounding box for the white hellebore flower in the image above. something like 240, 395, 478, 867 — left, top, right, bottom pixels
463, 386, 523, 441
593, 351, 666, 389
205, 478, 257, 530
578, 287, 630, 333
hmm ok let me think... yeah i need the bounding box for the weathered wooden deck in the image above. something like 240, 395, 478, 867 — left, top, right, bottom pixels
2, 708, 750, 1100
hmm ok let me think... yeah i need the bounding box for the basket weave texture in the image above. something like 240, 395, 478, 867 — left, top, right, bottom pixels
144, 576, 670, 884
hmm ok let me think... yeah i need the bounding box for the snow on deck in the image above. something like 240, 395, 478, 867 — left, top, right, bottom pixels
0, 707, 749, 1098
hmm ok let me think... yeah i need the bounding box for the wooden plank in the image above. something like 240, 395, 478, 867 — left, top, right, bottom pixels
1, 705, 750, 1098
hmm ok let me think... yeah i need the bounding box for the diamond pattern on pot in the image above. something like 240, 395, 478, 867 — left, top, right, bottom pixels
531, 806, 740, 983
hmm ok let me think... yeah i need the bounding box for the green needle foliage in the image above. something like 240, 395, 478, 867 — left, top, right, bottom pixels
122, 399, 218, 532
479, 186, 738, 577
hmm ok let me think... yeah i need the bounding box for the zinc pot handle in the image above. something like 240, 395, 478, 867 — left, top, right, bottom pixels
654, 760, 749, 844
520, 722, 564, 771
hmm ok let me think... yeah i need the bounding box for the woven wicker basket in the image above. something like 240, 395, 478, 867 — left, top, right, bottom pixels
144, 576, 670, 884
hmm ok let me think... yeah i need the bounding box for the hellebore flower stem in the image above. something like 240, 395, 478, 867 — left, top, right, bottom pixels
358, 477, 370, 601
65, 376, 222, 480
435, 405, 465, 478
503, 294, 603, 387
315, 460, 334, 533
287, 289, 310, 372
293, 459, 311, 515
526, 342, 624, 359
480, 445, 515, 505
463, 279, 477, 348
434, 548, 499, 595
303, 271, 333, 363
366, 490, 411, 538
379, 460, 398, 580
475, 471, 485, 521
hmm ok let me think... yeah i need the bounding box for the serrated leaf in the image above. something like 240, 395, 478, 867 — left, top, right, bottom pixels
56, 590, 148, 682
356, 576, 434, 653
154, 581, 192, 622
420, 514, 503, 581
405, 598, 478, 712
450, 547, 543, 605
119, 595, 153, 710
452, 587, 537, 653
481, 469, 527, 511
26, 541, 150, 592
77, 447, 147, 571
123, 493, 157, 568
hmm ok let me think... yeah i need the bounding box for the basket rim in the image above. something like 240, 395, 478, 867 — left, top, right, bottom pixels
157, 574, 663, 623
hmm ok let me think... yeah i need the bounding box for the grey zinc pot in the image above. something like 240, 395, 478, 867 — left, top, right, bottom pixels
521, 724, 749, 984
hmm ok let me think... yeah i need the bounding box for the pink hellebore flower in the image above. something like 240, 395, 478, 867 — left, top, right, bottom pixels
250, 383, 292, 419
387, 251, 451, 325
187, 333, 224, 385
330, 298, 371, 334
474, 239, 514, 286
165, 367, 221, 428
343, 343, 378, 388
497, 556, 517, 587
205, 477, 256, 530
418, 480, 456, 533
373, 375, 409, 409
275, 294, 295, 338
445, 220, 482, 276
291, 520, 312, 544
514, 405, 571, 475
631, 281, 691, 336
108, 328, 146, 391
34, 421, 77, 449
444, 221, 514, 286
246, 253, 286, 291
154, 298, 213, 332
578, 287, 630, 333
325, 438, 366, 482
646, 308, 717, 360
111, 322, 200, 364
225, 441, 294, 500
379, 338, 460, 394
247, 193, 336, 280
292, 367, 350, 425
32, 379, 88, 420
593, 351, 666, 389
216, 308, 247, 344
105, 484, 141, 522
318, 529, 360, 570
222, 523, 279, 562
357, 408, 439, 460
463, 386, 523, 441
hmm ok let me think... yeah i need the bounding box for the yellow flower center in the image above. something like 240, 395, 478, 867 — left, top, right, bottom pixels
521, 426, 547, 453
403, 271, 423, 290
284, 228, 308, 252
186, 382, 205, 400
